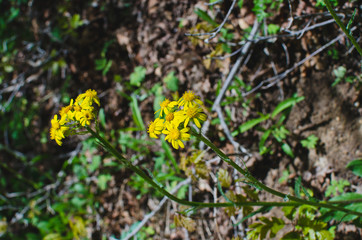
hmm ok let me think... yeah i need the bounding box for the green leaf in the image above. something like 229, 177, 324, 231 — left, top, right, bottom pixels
239, 114, 270, 133
282, 206, 296, 221
272, 126, 290, 142
294, 176, 302, 198
88, 155, 101, 173
267, 24, 280, 35
259, 129, 272, 155
95, 58, 107, 70
176, 184, 188, 199
97, 174, 112, 191
301, 134, 319, 149
247, 217, 285, 239
98, 108, 106, 129
130, 94, 145, 130
333, 66, 346, 79
321, 193, 362, 222
325, 179, 350, 197
71, 197, 87, 208
346, 8, 357, 33
279, 169, 290, 184
271, 95, 304, 118
163, 71, 179, 91
130, 66, 146, 87
102, 60, 112, 75
43, 233, 63, 240
70, 14, 84, 29
346, 159, 362, 177
281, 143, 294, 158
194, 8, 218, 27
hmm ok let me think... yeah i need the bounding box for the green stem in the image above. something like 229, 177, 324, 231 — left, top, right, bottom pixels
85, 126, 298, 208
86, 126, 362, 217
191, 129, 362, 217
323, 0, 362, 57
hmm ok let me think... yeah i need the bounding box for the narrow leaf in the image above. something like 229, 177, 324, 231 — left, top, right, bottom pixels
239, 114, 270, 133
281, 143, 294, 158
194, 8, 218, 27
130, 94, 145, 130
271, 96, 304, 118
295, 176, 302, 198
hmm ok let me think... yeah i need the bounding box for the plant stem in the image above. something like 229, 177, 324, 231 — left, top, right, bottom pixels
191, 129, 362, 217
323, 0, 362, 57
85, 126, 299, 208
86, 126, 362, 217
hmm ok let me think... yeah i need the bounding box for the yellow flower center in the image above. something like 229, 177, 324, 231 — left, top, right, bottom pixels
169, 128, 180, 140
161, 99, 170, 108
186, 107, 198, 118
84, 111, 92, 119
53, 122, 60, 130
166, 112, 174, 122
183, 92, 195, 102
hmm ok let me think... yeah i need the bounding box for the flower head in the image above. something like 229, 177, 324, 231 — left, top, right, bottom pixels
50, 89, 100, 146
163, 124, 190, 149
178, 91, 203, 108
182, 105, 207, 128
76, 89, 100, 108
50, 114, 69, 146
155, 99, 177, 117
148, 118, 164, 138
78, 110, 95, 127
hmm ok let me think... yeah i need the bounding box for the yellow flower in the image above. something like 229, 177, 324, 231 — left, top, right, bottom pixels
155, 99, 177, 117
148, 118, 164, 138
163, 124, 190, 149
59, 99, 75, 120
50, 114, 69, 146
78, 110, 95, 127
76, 89, 100, 107
182, 105, 207, 128
178, 91, 203, 108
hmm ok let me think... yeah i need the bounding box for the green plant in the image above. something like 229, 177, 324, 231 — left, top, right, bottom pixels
346, 159, 362, 177
325, 179, 350, 197
323, 0, 362, 57
316, 0, 338, 8
163, 71, 179, 92
130, 66, 147, 87
301, 134, 319, 149
252, 0, 282, 22
278, 169, 290, 185
239, 94, 304, 157
95, 40, 114, 76
331, 66, 358, 87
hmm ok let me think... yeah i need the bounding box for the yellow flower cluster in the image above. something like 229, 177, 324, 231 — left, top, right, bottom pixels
50, 89, 100, 146
148, 91, 207, 149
